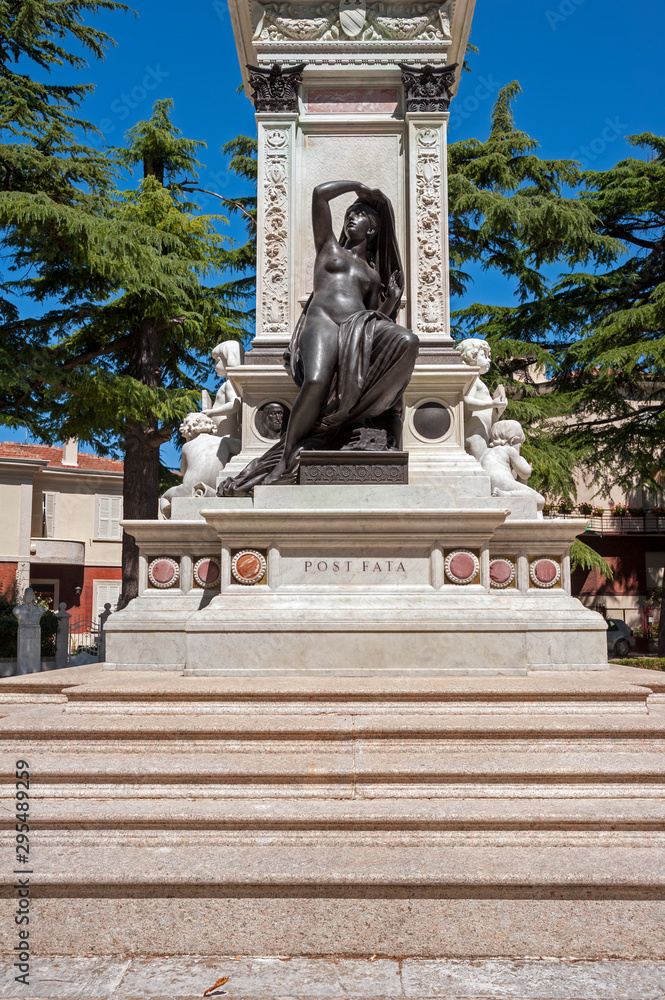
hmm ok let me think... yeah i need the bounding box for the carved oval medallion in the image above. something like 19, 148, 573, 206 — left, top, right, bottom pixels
231, 550, 267, 586
193, 557, 221, 589
148, 558, 180, 589
339, 0, 366, 37
489, 558, 516, 589
529, 558, 561, 589
445, 550, 480, 586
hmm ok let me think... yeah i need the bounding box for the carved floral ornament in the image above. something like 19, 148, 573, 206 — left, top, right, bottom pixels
252, 1, 454, 43
414, 125, 444, 333
261, 125, 291, 334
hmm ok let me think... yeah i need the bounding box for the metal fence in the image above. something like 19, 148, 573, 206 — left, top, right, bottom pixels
546, 514, 665, 535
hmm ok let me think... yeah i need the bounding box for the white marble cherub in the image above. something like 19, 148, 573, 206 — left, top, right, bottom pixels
458, 338, 507, 461
480, 420, 545, 511
202, 340, 242, 444
160, 413, 235, 518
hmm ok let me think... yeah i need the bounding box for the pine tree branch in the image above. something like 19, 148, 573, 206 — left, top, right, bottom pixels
605, 226, 659, 251
61, 333, 134, 370
180, 180, 256, 228
156, 315, 188, 333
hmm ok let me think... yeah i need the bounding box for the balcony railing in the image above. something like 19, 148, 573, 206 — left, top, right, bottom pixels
545, 514, 665, 535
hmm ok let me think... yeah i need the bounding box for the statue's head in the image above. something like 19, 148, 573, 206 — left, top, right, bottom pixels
211, 340, 242, 377
489, 420, 524, 448
179, 412, 217, 441
458, 338, 491, 374
343, 201, 380, 252
264, 402, 285, 432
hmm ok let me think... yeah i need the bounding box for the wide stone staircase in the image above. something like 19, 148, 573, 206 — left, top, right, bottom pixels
0, 663, 664, 958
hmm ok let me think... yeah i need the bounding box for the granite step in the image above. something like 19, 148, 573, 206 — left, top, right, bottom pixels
17, 843, 665, 891
9, 795, 665, 848
1, 666, 664, 959
2, 748, 665, 785
6, 846, 665, 957
1, 665, 662, 712
2, 705, 665, 744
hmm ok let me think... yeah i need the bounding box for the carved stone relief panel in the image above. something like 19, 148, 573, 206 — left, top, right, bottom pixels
258, 122, 294, 338
253, 1, 453, 42
408, 120, 450, 341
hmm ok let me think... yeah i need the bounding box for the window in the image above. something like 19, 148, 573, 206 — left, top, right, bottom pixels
94, 581, 122, 619
646, 552, 665, 590
97, 495, 123, 540
43, 492, 57, 538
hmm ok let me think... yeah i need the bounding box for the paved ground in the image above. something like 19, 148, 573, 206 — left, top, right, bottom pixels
1, 957, 665, 1000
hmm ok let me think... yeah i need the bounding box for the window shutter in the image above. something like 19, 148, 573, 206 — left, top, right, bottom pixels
98, 496, 122, 539
95, 581, 122, 618
109, 496, 122, 540
43, 492, 57, 538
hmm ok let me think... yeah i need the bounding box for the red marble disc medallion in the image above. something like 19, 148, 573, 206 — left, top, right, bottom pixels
530, 558, 561, 588
445, 550, 479, 585
489, 558, 515, 588
148, 558, 179, 588
194, 558, 220, 588
231, 550, 266, 586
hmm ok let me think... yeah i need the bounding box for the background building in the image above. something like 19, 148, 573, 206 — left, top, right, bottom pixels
0, 439, 123, 622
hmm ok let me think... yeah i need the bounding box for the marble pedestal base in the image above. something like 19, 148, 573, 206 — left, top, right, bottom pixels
105, 485, 607, 675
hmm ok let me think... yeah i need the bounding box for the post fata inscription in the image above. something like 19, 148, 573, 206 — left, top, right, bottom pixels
305, 559, 406, 573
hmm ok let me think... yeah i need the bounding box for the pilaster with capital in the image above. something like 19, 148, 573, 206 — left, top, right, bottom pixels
402, 62, 457, 348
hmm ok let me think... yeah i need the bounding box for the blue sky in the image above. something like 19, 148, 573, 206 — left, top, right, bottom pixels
4, 0, 664, 466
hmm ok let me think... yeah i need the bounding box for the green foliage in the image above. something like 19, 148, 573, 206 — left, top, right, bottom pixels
552, 134, 665, 493
611, 658, 665, 671
0, 577, 18, 658
0, 3, 255, 594
569, 538, 614, 580
450, 85, 664, 500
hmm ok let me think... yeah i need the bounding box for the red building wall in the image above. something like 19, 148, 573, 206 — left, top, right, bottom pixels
0, 562, 18, 596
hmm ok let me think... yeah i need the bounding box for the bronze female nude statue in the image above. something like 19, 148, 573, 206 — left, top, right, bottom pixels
220, 181, 419, 495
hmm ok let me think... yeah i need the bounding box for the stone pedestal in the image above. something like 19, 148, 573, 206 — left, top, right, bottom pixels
104, 484, 607, 676
13, 587, 44, 675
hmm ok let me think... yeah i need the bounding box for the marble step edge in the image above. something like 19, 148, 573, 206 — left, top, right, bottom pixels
56, 677, 662, 699
3, 749, 665, 780
8, 830, 665, 850
7, 795, 665, 825
5, 782, 665, 801
2, 708, 665, 738
5, 845, 665, 891
0, 664, 661, 695
57, 699, 651, 716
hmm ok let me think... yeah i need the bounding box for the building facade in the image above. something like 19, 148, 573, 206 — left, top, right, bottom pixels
0, 440, 123, 622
